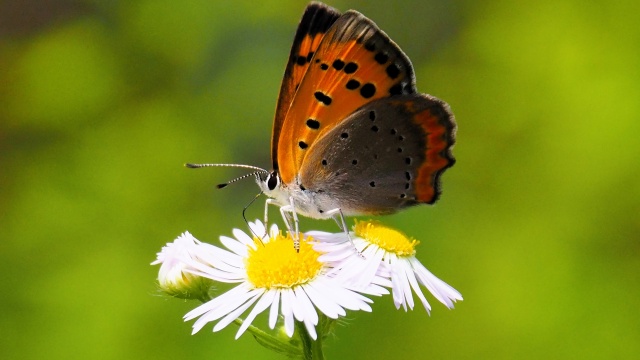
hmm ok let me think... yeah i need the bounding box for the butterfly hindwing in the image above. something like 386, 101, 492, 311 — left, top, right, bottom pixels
298, 94, 456, 215
271, 3, 341, 170
276, 8, 418, 185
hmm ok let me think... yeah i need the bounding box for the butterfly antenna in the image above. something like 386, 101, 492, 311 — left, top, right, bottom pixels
242, 191, 267, 244
185, 163, 269, 189
216, 171, 267, 189
185, 163, 267, 172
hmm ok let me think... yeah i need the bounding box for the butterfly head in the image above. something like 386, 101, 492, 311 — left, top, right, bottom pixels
256, 170, 279, 192
256, 170, 292, 207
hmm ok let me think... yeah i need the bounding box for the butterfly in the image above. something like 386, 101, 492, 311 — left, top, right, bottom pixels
188, 2, 456, 246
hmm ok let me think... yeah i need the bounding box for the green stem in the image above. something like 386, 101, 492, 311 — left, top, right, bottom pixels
311, 332, 324, 360
233, 318, 301, 356
296, 321, 324, 360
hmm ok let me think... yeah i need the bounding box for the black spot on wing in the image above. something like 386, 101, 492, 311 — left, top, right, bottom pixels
389, 83, 403, 95
374, 52, 388, 64
295, 55, 306, 66
365, 40, 376, 51
346, 79, 360, 90
344, 62, 358, 74
386, 63, 400, 79
306, 119, 320, 129
360, 83, 376, 98
314, 91, 332, 105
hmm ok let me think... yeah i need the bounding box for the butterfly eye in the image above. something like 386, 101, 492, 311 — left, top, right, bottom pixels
267, 172, 279, 191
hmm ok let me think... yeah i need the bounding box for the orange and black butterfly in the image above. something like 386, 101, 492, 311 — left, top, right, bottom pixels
189, 2, 456, 240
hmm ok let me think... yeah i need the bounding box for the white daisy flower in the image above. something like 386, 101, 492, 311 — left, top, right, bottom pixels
151, 231, 214, 300
309, 220, 463, 313
181, 220, 378, 340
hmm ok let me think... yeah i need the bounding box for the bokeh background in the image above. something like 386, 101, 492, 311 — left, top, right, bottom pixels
1, 0, 638, 359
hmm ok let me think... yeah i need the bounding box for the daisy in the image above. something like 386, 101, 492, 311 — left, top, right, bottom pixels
151, 231, 214, 300
180, 220, 382, 340
309, 220, 463, 313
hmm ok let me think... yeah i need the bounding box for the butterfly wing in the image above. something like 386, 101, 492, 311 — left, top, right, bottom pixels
276, 8, 418, 185
299, 94, 456, 215
271, 3, 341, 171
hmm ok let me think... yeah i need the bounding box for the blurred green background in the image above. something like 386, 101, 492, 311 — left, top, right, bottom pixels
1, 0, 638, 359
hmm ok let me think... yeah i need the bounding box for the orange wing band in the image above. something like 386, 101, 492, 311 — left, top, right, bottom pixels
413, 107, 456, 203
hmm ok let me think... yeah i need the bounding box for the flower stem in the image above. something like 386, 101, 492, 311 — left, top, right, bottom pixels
311, 332, 324, 360
296, 321, 324, 360
233, 318, 301, 356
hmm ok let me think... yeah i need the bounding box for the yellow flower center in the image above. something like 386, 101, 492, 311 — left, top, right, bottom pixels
245, 233, 323, 289
354, 220, 419, 256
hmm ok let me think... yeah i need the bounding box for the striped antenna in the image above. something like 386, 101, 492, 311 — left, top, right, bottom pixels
185, 163, 269, 189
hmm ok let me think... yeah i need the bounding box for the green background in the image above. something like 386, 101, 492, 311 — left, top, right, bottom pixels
1, 0, 638, 359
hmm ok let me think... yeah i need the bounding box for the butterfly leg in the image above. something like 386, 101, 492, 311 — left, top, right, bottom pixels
278, 199, 300, 252
262, 198, 283, 239
324, 208, 364, 259
264, 198, 301, 252
263, 198, 275, 232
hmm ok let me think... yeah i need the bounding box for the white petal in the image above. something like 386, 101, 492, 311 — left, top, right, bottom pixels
360, 282, 390, 296
181, 253, 245, 283
269, 223, 279, 237
352, 245, 385, 289
268, 290, 280, 329
187, 283, 255, 322
394, 257, 414, 310
197, 242, 244, 268
233, 228, 254, 245
292, 287, 319, 340
293, 286, 318, 326
303, 316, 318, 340
390, 263, 406, 310
235, 289, 275, 338
304, 230, 339, 242
247, 221, 266, 238
332, 258, 367, 285
188, 285, 259, 333
316, 244, 353, 262
401, 259, 431, 313
412, 258, 463, 307
214, 289, 263, 333
280, 291, 295, 337
222, 233, 249, 256
284, 288, 304, 321
314, 278, 371, 312
185, 267, 244, 283
301, 283, 344, 319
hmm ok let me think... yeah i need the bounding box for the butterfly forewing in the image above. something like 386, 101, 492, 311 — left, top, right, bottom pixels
271, 3, 341, 170
277, 9, 418, 185
298, 94, 455, 215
